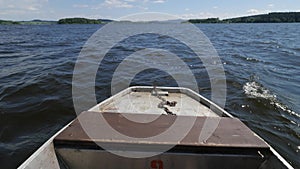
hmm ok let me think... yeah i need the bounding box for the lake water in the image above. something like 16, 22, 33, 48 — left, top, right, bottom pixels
0, 23, 299, 168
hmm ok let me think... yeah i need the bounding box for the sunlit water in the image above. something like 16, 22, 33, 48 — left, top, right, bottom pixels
0, 23, 299, 168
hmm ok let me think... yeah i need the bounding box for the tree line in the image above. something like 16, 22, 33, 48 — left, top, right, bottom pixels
188, 12, 300, 23
57, 18, 101, 24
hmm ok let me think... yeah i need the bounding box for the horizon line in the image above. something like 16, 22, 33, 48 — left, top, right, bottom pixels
1, 11, 299, 22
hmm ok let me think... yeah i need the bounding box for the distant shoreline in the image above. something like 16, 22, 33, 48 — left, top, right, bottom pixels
188, 12, 300, 24
1, 12, 300, 25
0, 18, 113, 25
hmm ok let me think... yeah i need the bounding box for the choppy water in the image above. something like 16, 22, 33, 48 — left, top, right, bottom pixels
0, 23, 299, 168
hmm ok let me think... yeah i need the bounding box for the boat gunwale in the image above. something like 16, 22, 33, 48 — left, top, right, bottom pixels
17, 86, 294, 169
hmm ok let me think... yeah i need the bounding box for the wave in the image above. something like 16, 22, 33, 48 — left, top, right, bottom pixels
243, 81, 300, 118
231, 53, 260, 63
243, 81, 275, 99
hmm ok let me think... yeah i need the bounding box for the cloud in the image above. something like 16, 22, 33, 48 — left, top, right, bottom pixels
73, 4, 89, 8
0, 0, 47, 11
152, 0, 166, 3
0, 0, 48, 19
91, 0, 166, 10
141, 0, 166, 3
247, 9, 260, 14
247, 9, 272, 15
27, 6, 39, 11
103, 0, 134, 8
268, 4, 274, 8
60, 14, 106, 20
178, 12, 216, 19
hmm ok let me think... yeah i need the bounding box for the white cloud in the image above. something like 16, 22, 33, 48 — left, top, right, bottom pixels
92, 0, 166, 10
139, 0, 166, 4
152, 0, 166, 3
178, 12, 216, 19
73, 4, 89, 8
27, 6, 39, 11
0, 0, 47, 11
60, 14, 105, 20
247, 9, 260, 14
103, 0, 134, 8
7, 4, 15, 8
118, 12, 178, 21
268, 4, 274, 8
247, 9, 272, 15
0, 0, 48, 19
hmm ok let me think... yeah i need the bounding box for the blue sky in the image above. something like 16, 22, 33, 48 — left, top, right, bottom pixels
0, 0, 299, 21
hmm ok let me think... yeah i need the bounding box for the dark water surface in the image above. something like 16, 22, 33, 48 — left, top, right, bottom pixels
0, 23, 299, 168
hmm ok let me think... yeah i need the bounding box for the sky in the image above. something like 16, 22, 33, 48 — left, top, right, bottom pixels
0, 0, 300, 21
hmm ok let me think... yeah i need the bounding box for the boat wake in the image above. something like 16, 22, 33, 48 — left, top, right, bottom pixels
243, 81, 275, 99
243, 81, 300, 118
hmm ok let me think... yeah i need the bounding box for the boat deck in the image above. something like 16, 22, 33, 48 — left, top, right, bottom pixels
100, 92, 216, 116
89, 87, 226, 117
